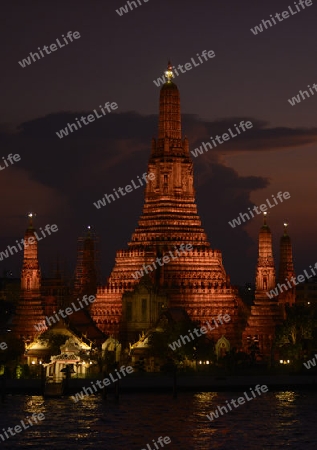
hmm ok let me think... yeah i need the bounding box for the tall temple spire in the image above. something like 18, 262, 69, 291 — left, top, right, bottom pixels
242, 214, 284, 357
12, 214, 46, 342
91, 62, 241, 347
278, 222, 295, 306
73, 226, 99, 300
158, 62, 182, 140
21, 212, 41, 292
255, 212, 275, 292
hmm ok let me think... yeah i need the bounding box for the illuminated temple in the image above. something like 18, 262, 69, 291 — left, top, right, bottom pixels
91, 64, 244, 347
9, 65, 296, 361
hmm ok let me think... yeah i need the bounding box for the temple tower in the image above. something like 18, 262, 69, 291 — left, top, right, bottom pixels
73, 226, 99, 301
277, 223, 295, 306
12, 214, 46, 342
91, 63, 242, 346
20, 213, 41, 293
243, 213, 283, 358
255, 212, 276, 293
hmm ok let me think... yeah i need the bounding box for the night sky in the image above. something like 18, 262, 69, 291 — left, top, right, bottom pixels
1, 0, 317, 284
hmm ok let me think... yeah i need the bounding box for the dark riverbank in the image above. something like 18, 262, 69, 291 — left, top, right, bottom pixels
1, 374, 317, 395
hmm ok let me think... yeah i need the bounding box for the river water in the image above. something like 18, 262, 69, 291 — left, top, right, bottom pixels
0, 390, 315, 449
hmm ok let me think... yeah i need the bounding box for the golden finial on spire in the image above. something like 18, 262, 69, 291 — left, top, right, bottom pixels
27, 212, 36, 227
165, 61, 174, 83
284, 222, 288, 235
263, 211, 267, 226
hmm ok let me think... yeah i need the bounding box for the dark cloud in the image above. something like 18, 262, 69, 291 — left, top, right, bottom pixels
185, 116, 317, 154
0, 111, 311, 282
